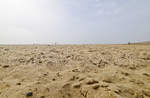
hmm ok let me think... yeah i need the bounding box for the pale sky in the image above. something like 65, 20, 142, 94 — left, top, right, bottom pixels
0, 0, 150, 44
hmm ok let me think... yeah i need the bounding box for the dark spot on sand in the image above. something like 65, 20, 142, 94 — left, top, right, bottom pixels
92, 84, 100, 90
3, 65, 9, 68
40, 96, 45, 98
26, 92, 33, 97
4, 48, 9, 51
16, 83, 21, 85
101, 84, 109, 88
142, 73, 150, 77
40, 52, 44, 55
129, 66, 136, 70
38, 60, 42, 63
73, 83, 81, 88
86, 79, 99, 85
52, 78, 56, 81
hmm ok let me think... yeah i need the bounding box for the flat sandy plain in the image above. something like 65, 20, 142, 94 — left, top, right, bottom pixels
0, 44, 150, 98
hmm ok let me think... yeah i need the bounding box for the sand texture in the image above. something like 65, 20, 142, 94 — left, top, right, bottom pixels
0, 45, 150, 98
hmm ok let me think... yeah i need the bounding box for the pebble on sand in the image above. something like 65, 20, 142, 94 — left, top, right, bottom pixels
73, 83, 81, 88
3, 65, 9, 68
26, 92, 33, 97
16, 83, 21, 85
40, 96, 45, 98
92, 84, 100, 90
86, 79, 99, 85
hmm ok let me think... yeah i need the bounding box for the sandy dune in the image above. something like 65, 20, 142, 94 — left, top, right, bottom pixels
0, 45, 150, 98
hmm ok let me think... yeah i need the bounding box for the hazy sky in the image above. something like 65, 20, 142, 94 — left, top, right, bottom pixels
0, 0, 150, 44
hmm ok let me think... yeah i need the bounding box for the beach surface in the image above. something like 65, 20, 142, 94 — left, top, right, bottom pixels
0, 45, 150, 98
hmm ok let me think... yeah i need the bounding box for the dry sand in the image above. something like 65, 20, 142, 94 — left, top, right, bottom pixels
0, 45, 150, 98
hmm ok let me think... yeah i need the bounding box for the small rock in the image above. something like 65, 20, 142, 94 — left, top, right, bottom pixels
43, 73, 48, 76
66, 55, 71, 58
124, 73, 129, 76
101, 52, 105, 55
27, 57, 35, 64
72, 69, 80, 72
129, 66, 136, 70
39, 60, 42, 63
49, 56, 53, 58
16, 83, 21, 85
62, 83, 70, 88
26, 92, 33, 97
101, 84, 109, 88
40, 52, 44, 55
92, 84, 100, 90
40, 96, 45, 98
4, 48, 9, 51
56, 72, 61, 77
73, 83, 81, 88
3, 65, 9, 68
142, 57, 150, 60
79, 77, 85, 81
136, 80, 144, 85
18, 58, 25, 63
52, 78, 56, 81
86, 79, 99, 85
114, 89, 122, 94
67, 93, 71, 97
121, 72, 130, 76
76, 76, 79, 79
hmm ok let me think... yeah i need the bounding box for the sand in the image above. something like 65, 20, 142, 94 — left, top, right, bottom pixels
0, 44, 150, 98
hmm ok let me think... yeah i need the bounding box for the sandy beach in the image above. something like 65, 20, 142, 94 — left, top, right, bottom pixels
0, 44, 150, 98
